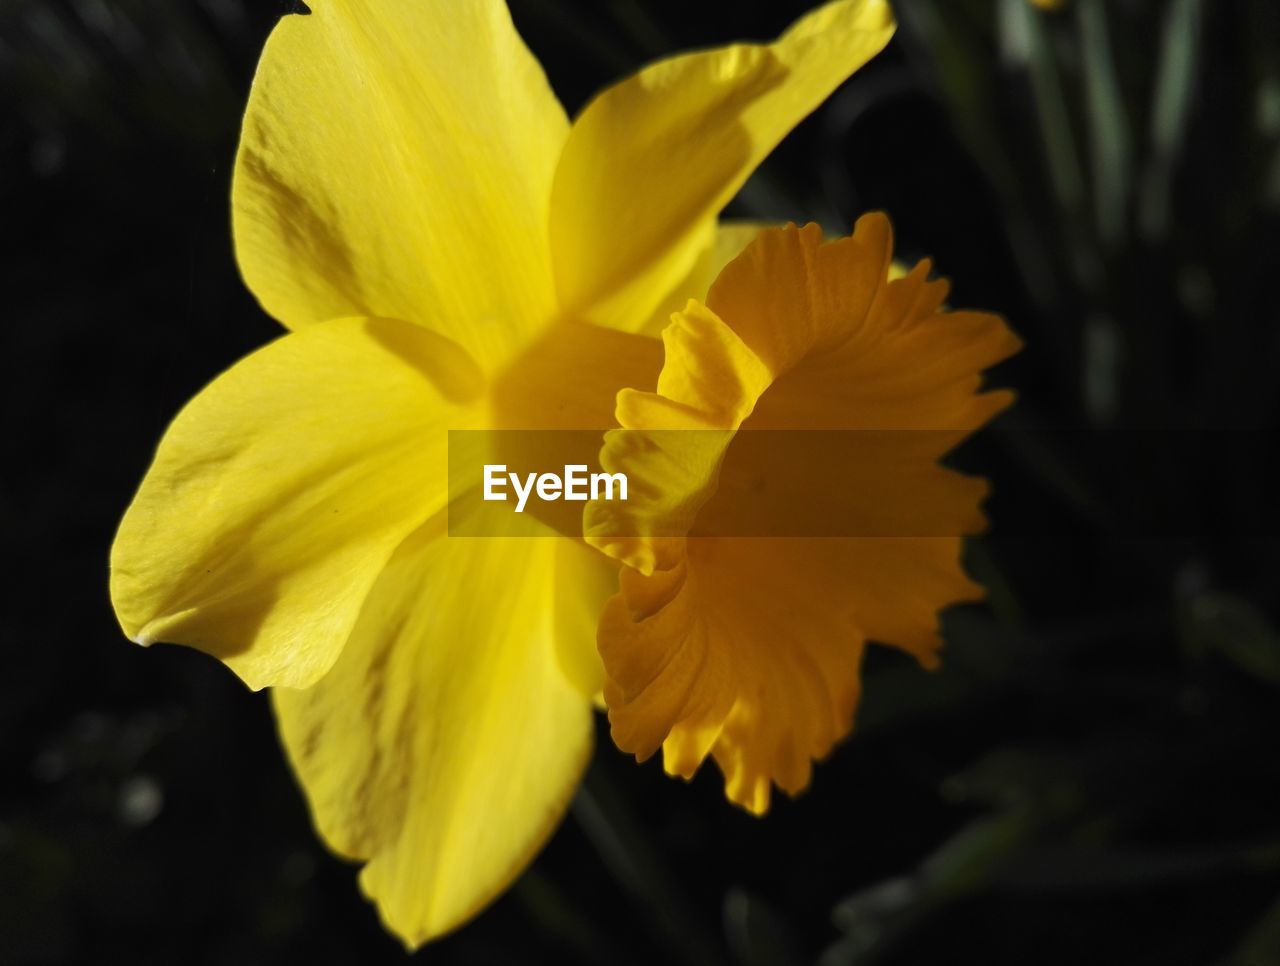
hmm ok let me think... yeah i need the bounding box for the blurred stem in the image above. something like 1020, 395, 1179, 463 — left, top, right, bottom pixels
1139, 0, 1204, 242
734, 168, 808, 226
1226, 896, 1280, 966
1013, 0, 1101, 292
1266, 143, 1280, 210
722, 889, 801, 966
1017, 1, 1086, 215
607, 0, 672, 57
894, 0, 1063, 317
514, 869, 623, 966
991, 410, 1110, 526
822, 809, 1038, 966
517, 0, 636, 75
964, 539, 1023, 632
1077, 0, 1133, 251
573, 767, 727, 966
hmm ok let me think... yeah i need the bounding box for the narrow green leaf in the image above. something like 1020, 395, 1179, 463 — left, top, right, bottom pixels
1011, 0, 1087, 213
515, 870, 621, 966
1140, 0, 1204, 240
1077, 0, 1133, 248
1225, 896, 1280, 966
1180, 592, 1280, 686
722, 889, 799, 966
573, 772, 727, 966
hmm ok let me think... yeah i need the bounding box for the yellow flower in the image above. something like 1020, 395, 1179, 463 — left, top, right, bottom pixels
586, 218, 1020, 814
109, 0, 897, 947
1029, 0, 1067, 10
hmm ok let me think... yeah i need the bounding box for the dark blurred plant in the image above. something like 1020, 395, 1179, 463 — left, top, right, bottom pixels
3, 1, 1279, 964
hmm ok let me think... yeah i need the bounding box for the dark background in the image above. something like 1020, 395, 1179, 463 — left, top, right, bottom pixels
5, 0, 1280, 963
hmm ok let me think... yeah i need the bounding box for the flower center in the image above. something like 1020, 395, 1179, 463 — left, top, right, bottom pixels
463, 320, 663, 538
488, 320, 662, 432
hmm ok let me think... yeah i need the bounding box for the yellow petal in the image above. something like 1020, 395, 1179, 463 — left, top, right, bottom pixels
599, 540, 871, 815
551, 537, 615, 699
706, 218, 892, 375
632, 220, 773, 337
233, 0, 567, 367
703, 216, 1022, 432
586, 301, 768, 574
593, 218, 1019, 812
550, 0, 895, 332
110, 317, 481, 691
274, 520, 598, 947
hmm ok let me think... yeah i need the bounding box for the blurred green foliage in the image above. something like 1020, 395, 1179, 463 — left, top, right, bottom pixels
3, 0, 1279, 964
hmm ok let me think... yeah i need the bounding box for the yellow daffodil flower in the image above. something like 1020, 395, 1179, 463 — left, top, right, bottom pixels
109, 0, 900, 947
587, 218, 1020, 814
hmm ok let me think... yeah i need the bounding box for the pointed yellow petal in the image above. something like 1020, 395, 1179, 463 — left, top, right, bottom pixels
274, 523, 598, 947
233, 0, 567, 367
549, 0, 895, 332
110, 317, 481, 690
